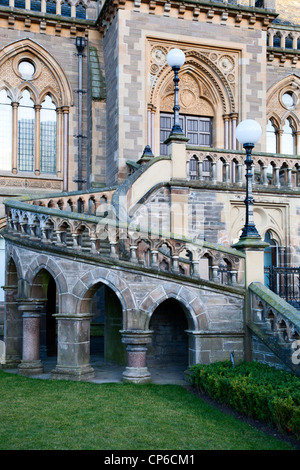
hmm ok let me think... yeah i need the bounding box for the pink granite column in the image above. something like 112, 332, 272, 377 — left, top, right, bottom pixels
121, 330, 153, 384
18, 300, 44, 376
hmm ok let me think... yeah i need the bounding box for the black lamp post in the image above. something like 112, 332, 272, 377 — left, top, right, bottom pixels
236, 119, 262, 239
166, 48, 185, 135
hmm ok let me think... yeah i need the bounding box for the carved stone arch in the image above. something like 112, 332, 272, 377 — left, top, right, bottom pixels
0, 38, 73, 107
25, 256, 68, 295
39, 88, 60, 108
142, 285, 208, 332
0, 83, 13, 100
74, 0, 88, 6
267, 74, 300, 121
267, 113, 281, 130
18, 83, 39, 105
72, 268, 136, 317
151, 52, 234, 115
6, 245, 23, 284
281, 112, 299, 131
263, 228, 282, 246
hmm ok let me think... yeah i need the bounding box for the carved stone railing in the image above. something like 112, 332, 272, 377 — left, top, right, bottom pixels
249, 281, 300, 375
3, 196, 245, 289
186, 147, 300, 190
268, 25, 300, 51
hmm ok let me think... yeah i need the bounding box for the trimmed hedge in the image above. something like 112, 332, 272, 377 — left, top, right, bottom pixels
190, 361, 300, 441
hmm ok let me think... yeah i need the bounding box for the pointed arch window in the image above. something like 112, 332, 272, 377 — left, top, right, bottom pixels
61, 1, 71, 17
76, 2, 86, 19
40, 95, 57, 174
18, 89, 35, 172
0, 89, 12, 171
266, 119, 277, 154
282, 118, 295, 155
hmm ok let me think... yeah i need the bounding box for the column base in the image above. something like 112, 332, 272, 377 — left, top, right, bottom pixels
18, 360, 44, 376
51, 364, 95, 382
0, 359, 21, 369
122, 366, 151, 384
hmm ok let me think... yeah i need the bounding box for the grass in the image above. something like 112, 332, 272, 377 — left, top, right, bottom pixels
0, 370, 296, 450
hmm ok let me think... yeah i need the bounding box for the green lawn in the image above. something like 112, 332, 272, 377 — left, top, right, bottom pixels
0, 370, 295, 450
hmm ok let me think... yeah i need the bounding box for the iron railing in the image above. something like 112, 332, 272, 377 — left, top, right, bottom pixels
264, 266, 300, 309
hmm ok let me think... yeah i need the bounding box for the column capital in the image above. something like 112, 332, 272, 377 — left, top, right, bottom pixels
120, 329, 153, 345
17, 299, 46, 314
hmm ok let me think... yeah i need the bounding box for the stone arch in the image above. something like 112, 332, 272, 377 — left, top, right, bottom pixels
24, 255, 68, 297
150, 45, 237, 152
0, 38, 73, 107
151, 51, 234, 115
6, 245, 23, 284
29, 267, 59, 357
72, 269, 133, 365
3, 255, 23, 366
141, 284, 208, 332
72, 268, 136, 317
267, 75, 300, 134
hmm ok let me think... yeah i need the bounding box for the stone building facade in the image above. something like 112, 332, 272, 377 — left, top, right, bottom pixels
0, 0, 300, 381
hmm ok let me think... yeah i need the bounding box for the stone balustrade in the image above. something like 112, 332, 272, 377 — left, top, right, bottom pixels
186, 148, 300, 190
268, 27, 300, 52
4, 197, 245, 288
249, 281, 300, 374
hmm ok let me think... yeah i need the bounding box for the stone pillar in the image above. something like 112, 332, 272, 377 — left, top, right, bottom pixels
121, 330, 153, 384
150, 249, 159, 268
211, 161, 217, 183
261, 165, 268, 186
223, 114, 230, 149
237, 163, 243, 186
274, 166, 280, 188
232, 237, 268, 362
231, 113, 238, 150
287, 167, 292, 188
52, 313, 95, 381
1, 286, 22, 368
18, 300, 44, 376
11, 102, 19, 174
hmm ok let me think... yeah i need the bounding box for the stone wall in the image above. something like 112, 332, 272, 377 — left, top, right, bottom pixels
275, 0, 300, 25
252, 335, 291, 372
103, 14, 120, 185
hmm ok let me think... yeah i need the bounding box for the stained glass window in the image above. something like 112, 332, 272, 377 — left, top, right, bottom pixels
40, 95, 57, 174
18, 90, 35, 172
0, 89, 12, 171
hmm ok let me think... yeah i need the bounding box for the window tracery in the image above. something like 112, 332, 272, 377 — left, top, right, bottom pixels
0, 39, 72, 182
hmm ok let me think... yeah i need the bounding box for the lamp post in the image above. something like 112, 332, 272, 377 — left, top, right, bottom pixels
166, 48, 185, 135
236, 119, 262, 239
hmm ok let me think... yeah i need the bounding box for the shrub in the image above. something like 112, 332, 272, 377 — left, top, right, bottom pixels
190, 361, 300, 441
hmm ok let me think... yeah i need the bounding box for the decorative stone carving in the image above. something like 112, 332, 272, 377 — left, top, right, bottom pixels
148, 39, 239, 115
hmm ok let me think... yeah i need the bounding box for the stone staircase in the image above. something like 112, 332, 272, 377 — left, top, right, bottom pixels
248, 282, 300, 375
